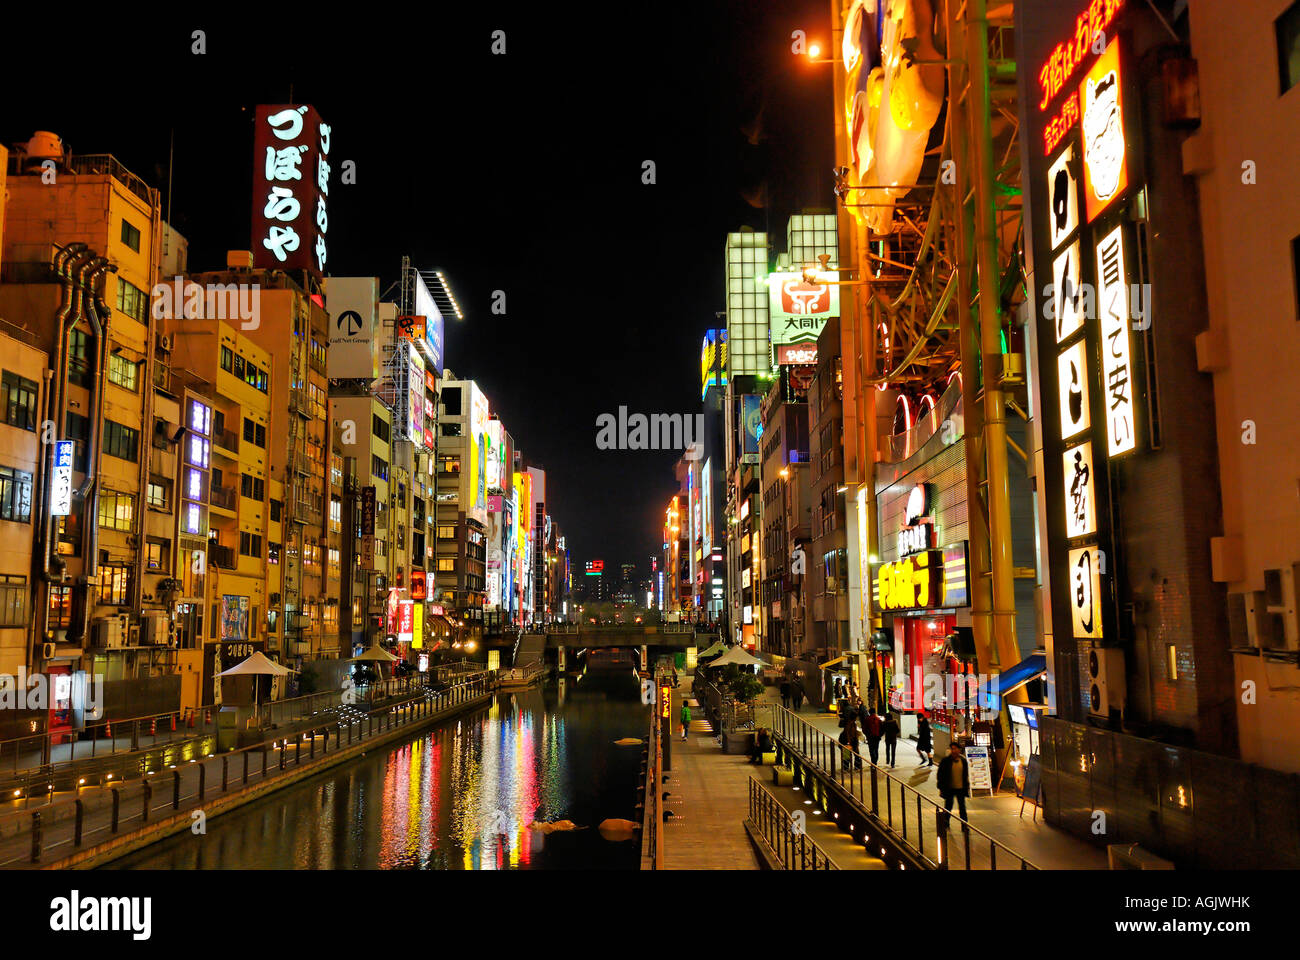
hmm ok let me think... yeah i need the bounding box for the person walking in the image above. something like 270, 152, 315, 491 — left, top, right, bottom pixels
779, 678, 791, 710
883, 711, 900, 768
916, 712, 933, 766
840, 715, 862, 769
679, 701, 691, 741
936, 742, 971, 830
791, 681, 804, 712
863, 709, 883, 766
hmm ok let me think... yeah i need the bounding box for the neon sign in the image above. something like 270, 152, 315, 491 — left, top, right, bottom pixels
1036, 0, 1125, 112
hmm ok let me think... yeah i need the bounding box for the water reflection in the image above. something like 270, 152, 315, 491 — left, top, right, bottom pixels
108, 672, 646, 870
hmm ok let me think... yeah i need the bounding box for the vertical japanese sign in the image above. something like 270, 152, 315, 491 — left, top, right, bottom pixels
1096, 224, 1136, 456
252, 104, 330, 277
361, 485, 376, 569
1079, 39, 1129, 224
51, 440, 74, 516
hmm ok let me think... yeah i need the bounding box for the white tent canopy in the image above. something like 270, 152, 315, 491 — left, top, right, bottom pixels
215, 651, 294, 678
709, 645, 768, 668
697, 640, 728, 660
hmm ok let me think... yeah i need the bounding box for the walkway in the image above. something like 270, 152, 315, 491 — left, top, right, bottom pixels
757, 687, 1107, 869
658, 677, 760, 869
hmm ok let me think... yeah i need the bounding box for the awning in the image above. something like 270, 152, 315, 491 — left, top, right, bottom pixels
819, 655, 849, 670
984, 653, 1047, 708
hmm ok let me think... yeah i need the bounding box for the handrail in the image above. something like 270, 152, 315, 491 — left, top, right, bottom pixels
760, 703, 1038, 870
747, 777, 839, 870
0, 673, 494, 866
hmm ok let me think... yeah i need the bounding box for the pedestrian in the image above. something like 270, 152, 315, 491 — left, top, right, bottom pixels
883, 711, 900, 768
916, 712, 933, 766
841, 716, 862, 769
791, 682, 804, 712
837, 692, 851, 727
671, 669, 679, 689
680, 701, 691, 741
936, 742, 971, 829
779, 677, 791, 710
864, 709, 883, 766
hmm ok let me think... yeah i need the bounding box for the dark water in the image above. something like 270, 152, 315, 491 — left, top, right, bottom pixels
106, 672, 649, 869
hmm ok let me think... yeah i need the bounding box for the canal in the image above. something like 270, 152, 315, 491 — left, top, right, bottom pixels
106, 671, 649, 869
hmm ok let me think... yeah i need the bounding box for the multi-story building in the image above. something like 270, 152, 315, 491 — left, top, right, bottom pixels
1183, 0, 1300, 770
435, 376, 490, 642
759, 367, 812, 659
807, 317, 849, 661
0, 133, 178, 725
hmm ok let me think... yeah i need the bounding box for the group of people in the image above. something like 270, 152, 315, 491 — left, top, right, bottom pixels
777, 676, 806, 712
836, 695, 902, 768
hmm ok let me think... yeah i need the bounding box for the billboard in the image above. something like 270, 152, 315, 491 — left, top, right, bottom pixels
413, 272, 446, 376
701, 328, 728, 398
325, 277, 377, 379
252, 104, 330, 278
767, 271, 839, 346
485, 420, 505, 490
51, 440, 73, 516
468, 384, 490, 523
407, 346, 425, 446
741, 394, 761, 463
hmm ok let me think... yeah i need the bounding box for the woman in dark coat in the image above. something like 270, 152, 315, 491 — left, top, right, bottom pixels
916, 712, 934, 766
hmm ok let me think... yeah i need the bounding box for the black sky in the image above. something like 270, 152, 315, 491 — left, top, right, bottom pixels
1, 2, 833, 576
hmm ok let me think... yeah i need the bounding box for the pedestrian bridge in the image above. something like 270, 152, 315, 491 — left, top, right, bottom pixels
536, 623, 718, 649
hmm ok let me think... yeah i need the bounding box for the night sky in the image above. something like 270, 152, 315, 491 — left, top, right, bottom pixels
1, 2, 834, 575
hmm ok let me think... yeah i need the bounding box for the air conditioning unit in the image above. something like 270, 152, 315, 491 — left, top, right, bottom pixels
143, 614, 169, 645
1087, 643, 1127, 718
156, 334, 173, 353
41, 642, 56, 660
127, 623, 141, 645
95, 618, 125, 649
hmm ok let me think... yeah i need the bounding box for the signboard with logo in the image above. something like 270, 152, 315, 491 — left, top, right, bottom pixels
252, 104, 330, 278
413, 272, 445, 376
767, 271, 840, 346
412, 603, 423, 650
873, 542, 970, 613
51, 440, 74, 516
397, 315, 426, 342
325, 277, 376, 379
397, 600, 413, 644
410, 570, 427, 600
741, 394, 761, 463
1079, 38, 1129, 224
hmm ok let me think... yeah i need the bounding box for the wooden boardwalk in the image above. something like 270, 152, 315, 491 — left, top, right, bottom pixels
660, 682, 760, 870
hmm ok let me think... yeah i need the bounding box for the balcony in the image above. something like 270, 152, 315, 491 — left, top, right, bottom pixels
289, 451, 312, 476
209, 484, 237, 513
213, 428, 240, 458
289, 387, 310, 417
209, 543, 236, 569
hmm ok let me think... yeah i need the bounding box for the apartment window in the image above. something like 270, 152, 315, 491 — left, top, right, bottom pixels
268, 541, 281, 565
103, 420, 140, 462
189, 400, 211, 436
0, 575, 27, 627
329, 496, 341, 532
232, 354, 245, 381
1, 371, 39, 431
437, 557, 455, 572
440, 422, 462, 437
98, 564, 129, 605
442, 387, 462, 415
439, 456, 460, 474
437, 525, 456, 540
372, 415, 390, 443
107, 353, 140, 392
64, 412, 89, 472
146, 478, 170, 509
270, 499, 282, 522
145, 539, 169, 571
239, 531, 263, 558
115, 278, 148, 322
1279, 0, 1300, 93
0, 467, 32, 522
240, 474, 265, 501
120, 218, 142, 252
48, 585, 73, 628
372, 454, 389, 481
68, 329, 91, 388
243, 418, 266, 448
98, 491, 135, 531
220, 345, 233, 372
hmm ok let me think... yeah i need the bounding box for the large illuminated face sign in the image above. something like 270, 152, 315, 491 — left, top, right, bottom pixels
1082, 71, 1123, 203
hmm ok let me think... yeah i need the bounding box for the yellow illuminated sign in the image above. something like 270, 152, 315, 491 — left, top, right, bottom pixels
660, 683, 671, 720
876, 551, 942, 612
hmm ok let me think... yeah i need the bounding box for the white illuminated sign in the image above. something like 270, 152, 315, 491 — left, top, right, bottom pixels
1057, 339, 1091, 440
1069, 545, 1103, 639
1047, 143, 1079, 251
1096, 224, 1136, 457
1051, 239, 1085, 343
1062, 441, 1097, 539
51, 440, 74, 516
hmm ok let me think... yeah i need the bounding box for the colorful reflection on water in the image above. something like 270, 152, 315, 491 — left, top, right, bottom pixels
108, 672, 647, 870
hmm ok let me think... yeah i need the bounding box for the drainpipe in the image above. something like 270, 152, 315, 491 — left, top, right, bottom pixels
78, 261, 114, 570
34, 244, 84, 659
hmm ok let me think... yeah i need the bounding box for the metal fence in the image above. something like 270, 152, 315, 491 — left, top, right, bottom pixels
0, 673, 493, 867
747, 777, 839, 870
762, 704, 1038, 870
